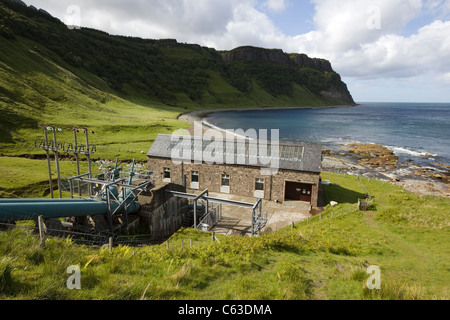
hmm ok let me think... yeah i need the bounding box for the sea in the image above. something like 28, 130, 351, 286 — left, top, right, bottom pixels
203, 102, 450, 177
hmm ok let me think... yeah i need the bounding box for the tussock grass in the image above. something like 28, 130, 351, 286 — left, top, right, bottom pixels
0, 172, 449, 300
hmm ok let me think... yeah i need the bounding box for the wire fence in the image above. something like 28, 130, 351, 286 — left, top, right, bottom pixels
293, 201, 363, 229
0, 220, 182, 249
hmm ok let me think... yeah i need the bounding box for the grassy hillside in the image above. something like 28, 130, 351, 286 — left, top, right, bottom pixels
0, 0, 447, 302
1, 172, 448, 300
0, 0, 354, 158
0, 0, 354, 198
0, 34, 191, 159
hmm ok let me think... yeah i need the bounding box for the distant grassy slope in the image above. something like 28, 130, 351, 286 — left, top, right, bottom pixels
0, 34, 191, 160
1, 172, 448, 300
0, 0, 355, 198
0, 157, 99, 198
0, 0, 354, 158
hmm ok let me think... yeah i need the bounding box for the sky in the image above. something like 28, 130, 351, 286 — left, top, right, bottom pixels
22, 0, 450, 103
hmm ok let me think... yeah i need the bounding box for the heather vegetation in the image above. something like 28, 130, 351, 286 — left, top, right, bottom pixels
0, 172, 448, 300
0, 0, 353, 160
0, 1, 447, 301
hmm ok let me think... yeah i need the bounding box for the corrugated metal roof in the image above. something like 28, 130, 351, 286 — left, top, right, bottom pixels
147, 134, 322, 173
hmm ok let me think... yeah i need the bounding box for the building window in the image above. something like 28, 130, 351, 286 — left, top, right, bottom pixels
254, 178, 265, 199
255, 178, 264, 191
163, 168, 171, 182
221, 173, 230, 194
191, 171, 199, 190
221, 174, 230, 186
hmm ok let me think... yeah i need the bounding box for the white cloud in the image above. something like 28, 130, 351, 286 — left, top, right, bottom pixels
303, 0, 423, 52
21, 0, 450, 101
438, 72, 450, 84
263, 0, 288, 12
334, 20, 450, 78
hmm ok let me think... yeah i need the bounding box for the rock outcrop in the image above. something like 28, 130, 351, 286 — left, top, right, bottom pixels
222, 46, 290, 64
222, 46, 333, 72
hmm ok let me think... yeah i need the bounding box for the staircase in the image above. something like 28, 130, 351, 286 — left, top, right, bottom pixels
182, 204, 205, 228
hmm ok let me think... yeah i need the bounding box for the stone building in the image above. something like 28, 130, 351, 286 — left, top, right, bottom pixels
147, 134, 322, 208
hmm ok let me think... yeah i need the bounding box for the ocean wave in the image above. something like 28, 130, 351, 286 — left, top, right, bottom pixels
386, 146, 438, 158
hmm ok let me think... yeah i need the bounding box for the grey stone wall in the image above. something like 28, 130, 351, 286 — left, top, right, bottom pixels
148, 157, 320, 207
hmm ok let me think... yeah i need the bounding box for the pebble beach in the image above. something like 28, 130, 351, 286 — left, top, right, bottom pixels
178, 108, 450, 199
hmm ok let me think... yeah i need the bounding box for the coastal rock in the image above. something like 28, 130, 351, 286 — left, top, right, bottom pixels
322, 148, 335, 156
348, 143, 399, 169
321, 86, 350, 101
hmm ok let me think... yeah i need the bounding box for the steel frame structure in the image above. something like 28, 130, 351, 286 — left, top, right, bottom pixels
167, 189, 267, 236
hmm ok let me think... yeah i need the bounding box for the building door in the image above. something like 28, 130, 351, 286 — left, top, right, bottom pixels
285, 182, 312, 203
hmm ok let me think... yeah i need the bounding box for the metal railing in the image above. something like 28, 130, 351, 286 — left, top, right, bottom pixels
197, 203, 222, 231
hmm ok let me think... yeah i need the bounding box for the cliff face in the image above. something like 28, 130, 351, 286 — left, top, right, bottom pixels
221, 46, 354, 105
222, 46, 290, 64
0, 0, 355, 107
290, 54, 333, 72
222, 46, 333, 72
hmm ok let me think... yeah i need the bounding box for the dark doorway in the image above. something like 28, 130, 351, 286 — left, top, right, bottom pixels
285, 182, 312, 203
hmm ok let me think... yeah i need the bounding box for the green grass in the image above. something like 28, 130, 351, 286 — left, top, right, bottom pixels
0, 3, 446, 300
0, 156, 102, 198
0, 35, 344, 163
0, 35, 193, 161
0, 34, 351, 198
1, 172, 448, 300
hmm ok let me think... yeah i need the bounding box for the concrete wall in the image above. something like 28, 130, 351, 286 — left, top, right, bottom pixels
138, 183, 189, 240
148, 157, 320, 207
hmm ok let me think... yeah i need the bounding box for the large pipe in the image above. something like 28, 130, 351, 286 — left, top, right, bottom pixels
0, 199, 107, 221
0, 199, 99, 203
0, 198, 140, 222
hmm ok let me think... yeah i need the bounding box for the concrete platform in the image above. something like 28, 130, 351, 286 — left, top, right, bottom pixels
193, 191, 313, 237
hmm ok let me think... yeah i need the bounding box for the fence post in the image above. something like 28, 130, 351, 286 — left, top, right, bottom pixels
166, 240, 169, 250
212, 232, 215, 243
109, 237, 113, 251
38, 216, 46, 247
190, 238, 193, 248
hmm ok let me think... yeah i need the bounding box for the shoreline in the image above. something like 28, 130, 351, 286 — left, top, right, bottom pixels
177, 104, 449, 198
322, 154, 449, 198
177, 104, 358, 125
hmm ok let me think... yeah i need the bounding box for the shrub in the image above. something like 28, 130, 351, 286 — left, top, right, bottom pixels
363, 280, 423, 300
277, 261, 315, 300
0, 258, 14, 295
378, 208, 408, 224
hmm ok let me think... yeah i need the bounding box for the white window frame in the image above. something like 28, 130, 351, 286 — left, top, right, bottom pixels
254, 178, 265, 199
163, 168, 171, 183
221, 173, 230, 194
191, 171, 199, 190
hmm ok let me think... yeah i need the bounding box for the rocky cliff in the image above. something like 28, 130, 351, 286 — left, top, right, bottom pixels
222, 46, 334, 73
221, 46, 354, 104
0, 0, 355, 107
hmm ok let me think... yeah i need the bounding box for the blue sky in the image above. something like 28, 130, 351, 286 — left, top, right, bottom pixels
261, 1, 316, 36
23, 0, 450, 103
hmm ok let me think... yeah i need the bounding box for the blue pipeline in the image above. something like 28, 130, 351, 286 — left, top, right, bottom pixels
0, 198, 140, 221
